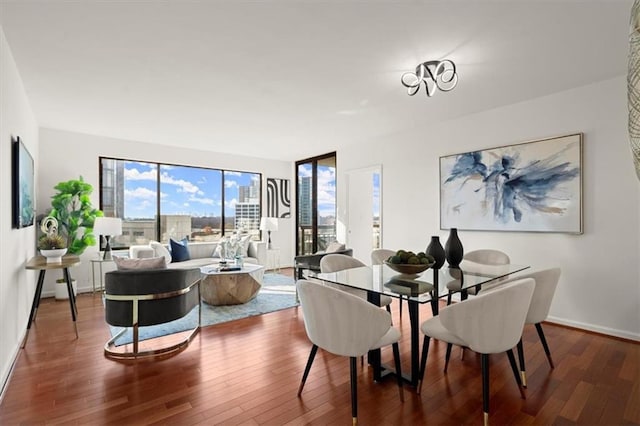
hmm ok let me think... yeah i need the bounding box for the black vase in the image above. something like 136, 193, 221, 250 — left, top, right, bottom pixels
445, 228, 464, 268
426, 236, 445, 269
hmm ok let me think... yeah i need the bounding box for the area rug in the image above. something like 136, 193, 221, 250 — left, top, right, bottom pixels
108, 273, 298, 346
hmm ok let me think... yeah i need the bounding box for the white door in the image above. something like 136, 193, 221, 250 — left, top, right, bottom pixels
346, 166, 381, 265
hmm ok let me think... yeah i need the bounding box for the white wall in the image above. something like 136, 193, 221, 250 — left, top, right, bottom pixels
338, 76, 640, 340
0, 26, 39, 395
37, 128, 294, 296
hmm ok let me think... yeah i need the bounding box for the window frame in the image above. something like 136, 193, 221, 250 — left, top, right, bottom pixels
98, 156, 262, 249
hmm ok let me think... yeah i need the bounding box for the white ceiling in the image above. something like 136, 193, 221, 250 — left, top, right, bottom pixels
0, 0, 633, 161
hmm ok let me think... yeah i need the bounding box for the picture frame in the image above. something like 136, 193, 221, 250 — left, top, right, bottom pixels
266, 178, 291, 218
12, 136, 35, 228
440, 133, 583, 234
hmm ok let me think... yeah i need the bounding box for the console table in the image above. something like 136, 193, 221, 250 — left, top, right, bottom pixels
23, 255, 81, 347
90, 257, 114, 292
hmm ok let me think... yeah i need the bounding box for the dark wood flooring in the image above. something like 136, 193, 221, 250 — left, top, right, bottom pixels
1, 268, 638, 425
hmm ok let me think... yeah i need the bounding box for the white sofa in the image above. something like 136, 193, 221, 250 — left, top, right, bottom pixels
130, 240, 267, 269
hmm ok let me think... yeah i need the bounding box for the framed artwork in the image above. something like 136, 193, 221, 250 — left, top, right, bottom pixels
440, 133, 583, 234
266, 178, 291, 218
12, 136, 35, 228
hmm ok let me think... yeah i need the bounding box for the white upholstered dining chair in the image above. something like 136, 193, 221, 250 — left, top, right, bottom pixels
496, 267, 561, 386
418, 278, 535, 426
447, 249, 511, 304
296, 279, 404, 425
320, 253, 393, 311
371, 248, 402, 317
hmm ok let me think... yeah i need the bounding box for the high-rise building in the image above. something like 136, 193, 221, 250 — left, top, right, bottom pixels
235, 178, 261, 231
299, 176, 312, 226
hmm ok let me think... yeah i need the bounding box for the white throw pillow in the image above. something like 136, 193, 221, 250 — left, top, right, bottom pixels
240, 234, 252, 256
326, 241, 346, 253
150, 240, 172, 265
113, 256, 167, 271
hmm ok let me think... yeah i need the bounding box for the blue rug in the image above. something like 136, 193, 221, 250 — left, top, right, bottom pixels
108, 273, 298, 346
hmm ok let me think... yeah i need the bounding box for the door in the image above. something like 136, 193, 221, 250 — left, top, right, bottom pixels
346, 165, 382, 263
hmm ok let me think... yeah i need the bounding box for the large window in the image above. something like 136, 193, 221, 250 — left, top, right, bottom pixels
100, 158, 261, 248
296, 153, 336, 255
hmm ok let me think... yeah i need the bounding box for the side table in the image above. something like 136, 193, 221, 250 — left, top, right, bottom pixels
23, 255, 81, 347
267, 248, 280, 273
91, 257, 114, 292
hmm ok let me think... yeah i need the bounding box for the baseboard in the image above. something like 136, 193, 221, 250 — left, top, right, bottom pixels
0, 331, 24, 405
546, 315, 640, 342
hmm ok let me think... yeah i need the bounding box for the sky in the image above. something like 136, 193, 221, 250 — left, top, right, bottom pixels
123, 161, 259, 219
297, 163, 336, 218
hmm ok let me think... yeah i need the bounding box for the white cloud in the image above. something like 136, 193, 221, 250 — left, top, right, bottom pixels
125, 187, 157, 200
225, 198, 238, 208
124, 168, 157, 181
188, 195, 215, 206
298, 165, 312, 178
225, 171, 242, 177
132, 200, 152, 211
160, 172, 200, 194
225, 180, 238, 188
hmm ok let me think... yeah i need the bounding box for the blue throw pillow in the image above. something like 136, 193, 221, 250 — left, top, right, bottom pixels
169, 238, 190, 262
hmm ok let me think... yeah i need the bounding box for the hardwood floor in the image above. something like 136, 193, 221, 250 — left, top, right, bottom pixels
1, 268, 638, 425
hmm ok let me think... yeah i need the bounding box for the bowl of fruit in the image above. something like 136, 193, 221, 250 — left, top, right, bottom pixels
384, 250, 435, 275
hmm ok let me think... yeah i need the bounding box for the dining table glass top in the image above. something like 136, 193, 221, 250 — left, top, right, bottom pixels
313, 260, 530, 304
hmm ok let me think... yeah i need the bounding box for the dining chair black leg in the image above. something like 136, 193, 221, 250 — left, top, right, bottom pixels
391, 342, 404, 402
506, 349, 526, 399
417, 335, 430, 395
447, 291, 453, 306
297, 344, 318, 396
350, 356, 358, 425
535, 323, 555, 368
516, 338, 527, 387
481, 353, 490, 426
444, 342, 453, 373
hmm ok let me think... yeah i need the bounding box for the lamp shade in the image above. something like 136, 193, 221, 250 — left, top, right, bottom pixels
93, 217, 122, 236
259, 217, 279, 232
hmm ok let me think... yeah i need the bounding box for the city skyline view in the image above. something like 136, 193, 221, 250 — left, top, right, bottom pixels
123, 161, 260, 220
297, 163, 336, 221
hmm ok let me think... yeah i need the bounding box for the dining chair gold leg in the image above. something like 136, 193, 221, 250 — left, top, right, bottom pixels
350, 357, 358, 426
516, 339, 527, 387
484, 411, 489, 426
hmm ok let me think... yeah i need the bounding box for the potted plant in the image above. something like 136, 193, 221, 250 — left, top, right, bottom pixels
48, 177, 103, 255
45, 177, 103, 299
37, 233, 67, 263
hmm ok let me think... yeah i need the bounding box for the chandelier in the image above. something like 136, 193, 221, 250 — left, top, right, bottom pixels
401, 60, 458, 97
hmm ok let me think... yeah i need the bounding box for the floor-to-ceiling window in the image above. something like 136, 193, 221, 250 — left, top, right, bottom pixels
295, 153, 336, 255
99, 157, 261, 248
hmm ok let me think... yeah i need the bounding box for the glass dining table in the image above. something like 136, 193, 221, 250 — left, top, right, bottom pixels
311, 261, 530, 387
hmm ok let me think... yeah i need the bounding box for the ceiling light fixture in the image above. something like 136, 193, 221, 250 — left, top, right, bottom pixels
401, 59, 458, 97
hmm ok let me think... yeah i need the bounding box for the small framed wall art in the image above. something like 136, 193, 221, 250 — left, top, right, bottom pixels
12, 136, 36, 228
440, 133, 583, 234
266, 178, 291, 218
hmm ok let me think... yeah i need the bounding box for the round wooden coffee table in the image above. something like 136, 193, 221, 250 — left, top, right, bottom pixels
200, 264, 264, 305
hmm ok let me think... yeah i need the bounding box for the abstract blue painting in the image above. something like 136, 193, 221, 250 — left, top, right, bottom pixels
440, 134, 583, 233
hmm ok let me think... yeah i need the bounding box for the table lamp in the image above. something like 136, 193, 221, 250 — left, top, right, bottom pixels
94, 217, 122, 260
259, 217, 278, 249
